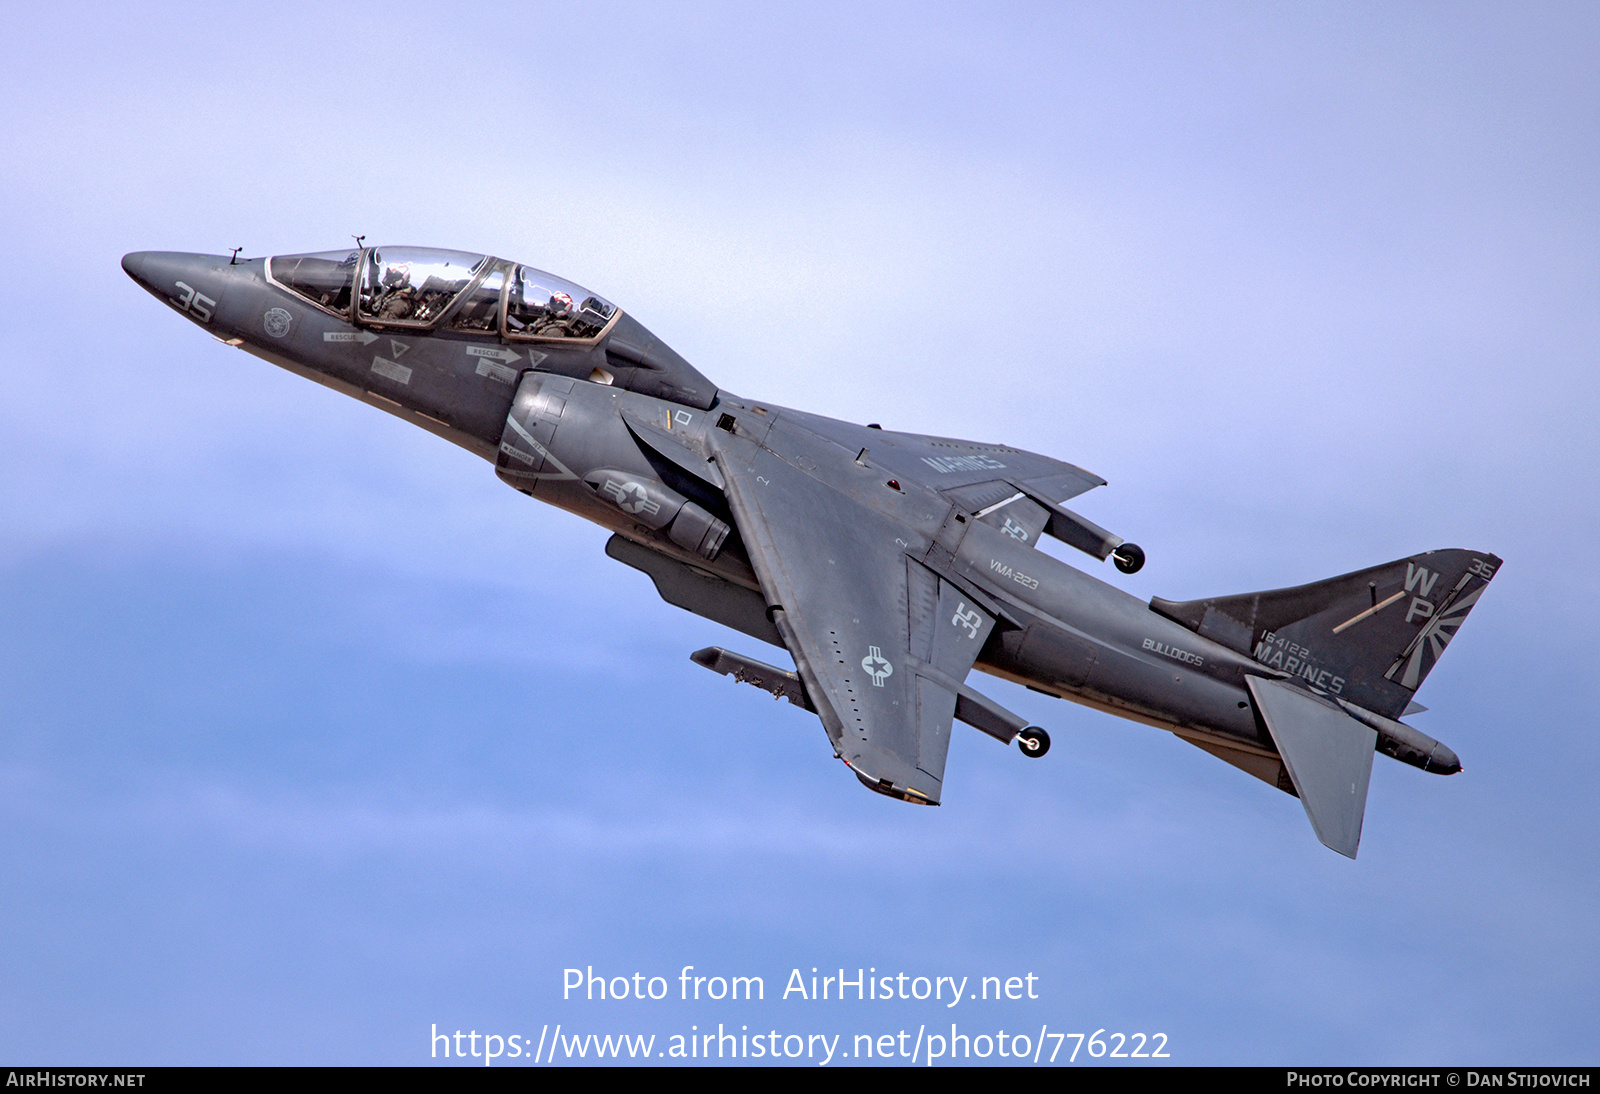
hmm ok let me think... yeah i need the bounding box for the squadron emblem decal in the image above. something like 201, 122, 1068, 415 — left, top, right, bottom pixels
262, 308, 292, 338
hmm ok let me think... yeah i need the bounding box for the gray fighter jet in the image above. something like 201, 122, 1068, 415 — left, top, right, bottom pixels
124, 245, 1500, 857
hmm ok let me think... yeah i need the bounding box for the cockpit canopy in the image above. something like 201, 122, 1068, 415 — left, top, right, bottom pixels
266, 246, 619, 343
506, 265, 616, 340
360, 247, 485, 326
265, 245, 717, 409
269, 249, 360, 314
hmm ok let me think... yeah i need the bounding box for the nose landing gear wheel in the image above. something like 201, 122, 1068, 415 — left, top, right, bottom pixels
1017, 727, 1051, 758
1112, 543, 1145, 574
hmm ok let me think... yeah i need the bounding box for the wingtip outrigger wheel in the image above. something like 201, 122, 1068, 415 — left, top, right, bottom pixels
1112, 543, 1145, 574
1017, 727, 1051, 758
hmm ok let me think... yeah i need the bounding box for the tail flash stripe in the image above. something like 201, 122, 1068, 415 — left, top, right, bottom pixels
1392, 584, 1486, 689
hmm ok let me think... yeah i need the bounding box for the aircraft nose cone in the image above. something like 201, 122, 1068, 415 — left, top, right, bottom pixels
121, 250, 231, 293
121, 251, 234, 320
121, 251, 153, 290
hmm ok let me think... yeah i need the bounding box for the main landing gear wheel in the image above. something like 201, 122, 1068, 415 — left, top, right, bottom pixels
1017, 727, 1051, 758
1112, 543, 1145, 574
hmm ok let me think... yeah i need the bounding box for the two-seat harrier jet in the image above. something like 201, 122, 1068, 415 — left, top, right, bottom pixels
125, 245, 1498, 857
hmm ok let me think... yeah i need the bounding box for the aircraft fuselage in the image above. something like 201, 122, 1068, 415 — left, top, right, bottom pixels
125, 248, 1479, 856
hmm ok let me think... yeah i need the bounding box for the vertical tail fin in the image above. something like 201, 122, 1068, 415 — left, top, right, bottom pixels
1152, 549, 1501, 718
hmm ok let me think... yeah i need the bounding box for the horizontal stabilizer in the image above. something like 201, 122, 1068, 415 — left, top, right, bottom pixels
1246, 676, 1377, 859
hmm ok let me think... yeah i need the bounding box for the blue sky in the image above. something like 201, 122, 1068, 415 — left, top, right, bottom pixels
1, 1, 1596, 1065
